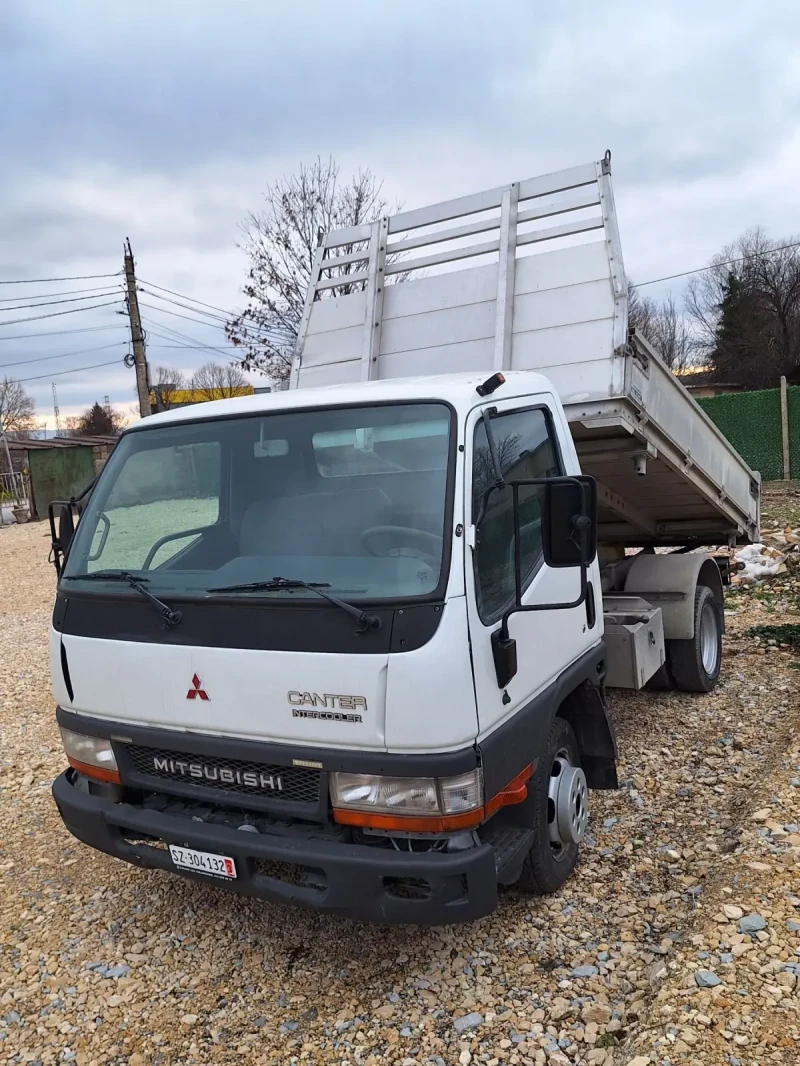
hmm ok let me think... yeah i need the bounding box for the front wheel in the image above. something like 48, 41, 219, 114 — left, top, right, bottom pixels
516, 716, 588, 895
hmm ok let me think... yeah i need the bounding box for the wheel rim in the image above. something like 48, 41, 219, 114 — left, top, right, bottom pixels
699, 600, 720, 676
547, 749, 588, 860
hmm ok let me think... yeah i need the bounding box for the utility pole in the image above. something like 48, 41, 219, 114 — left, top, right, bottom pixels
0, 419, 13, 475
0, 419, 10, 525
124, 239, 152, 418
52, 383, 61, 435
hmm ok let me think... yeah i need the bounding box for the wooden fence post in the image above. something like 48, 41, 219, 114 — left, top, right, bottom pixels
780, 375, 790, 480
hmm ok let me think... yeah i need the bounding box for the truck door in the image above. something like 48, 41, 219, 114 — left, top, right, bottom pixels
464, 398, 600, 740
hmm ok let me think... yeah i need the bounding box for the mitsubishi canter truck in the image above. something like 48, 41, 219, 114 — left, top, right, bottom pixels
49, 153, 759, 923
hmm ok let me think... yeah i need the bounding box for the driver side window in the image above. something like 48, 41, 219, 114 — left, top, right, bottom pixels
472, 407, 561, 623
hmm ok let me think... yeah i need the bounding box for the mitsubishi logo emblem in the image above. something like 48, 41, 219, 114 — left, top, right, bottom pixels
186, 674, 209, 701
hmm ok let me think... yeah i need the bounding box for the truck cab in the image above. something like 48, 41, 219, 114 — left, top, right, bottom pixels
51, 371, 610, 922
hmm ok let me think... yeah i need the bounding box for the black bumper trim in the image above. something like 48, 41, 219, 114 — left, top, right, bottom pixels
53, 771, 498, 925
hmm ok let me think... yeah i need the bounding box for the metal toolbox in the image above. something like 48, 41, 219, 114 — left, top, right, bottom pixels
603, 596, 665, 689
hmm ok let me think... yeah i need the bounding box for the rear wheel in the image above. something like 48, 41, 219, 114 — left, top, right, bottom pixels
516, 716, 588, 895
665, 583, 722, 692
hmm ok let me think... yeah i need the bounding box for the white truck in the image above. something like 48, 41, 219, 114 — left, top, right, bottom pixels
49, 153, 759, 923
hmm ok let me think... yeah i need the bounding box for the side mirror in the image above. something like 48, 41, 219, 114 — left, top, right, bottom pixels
48, 501, 78, 577
542, 476, 597, 568
491, 475, 597, 689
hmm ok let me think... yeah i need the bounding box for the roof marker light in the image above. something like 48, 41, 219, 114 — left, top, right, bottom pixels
476, 373, 506, 397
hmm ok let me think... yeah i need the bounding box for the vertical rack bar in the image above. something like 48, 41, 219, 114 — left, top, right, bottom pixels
360, 218, 389, 382
290, 245, 325, 389
493, 184, 519, 371
596, 151, 627, 354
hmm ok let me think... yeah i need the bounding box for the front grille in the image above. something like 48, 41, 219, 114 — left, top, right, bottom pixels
124, 744, 322, 806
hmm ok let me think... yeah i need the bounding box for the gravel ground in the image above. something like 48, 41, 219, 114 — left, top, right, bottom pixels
1, 501, 798, 1066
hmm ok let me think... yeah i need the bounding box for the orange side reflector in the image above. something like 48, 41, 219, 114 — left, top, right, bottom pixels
333, 807, 486, 833
67, 757, 122, 785
485, 763, 533, 817
332, 763, 534, 833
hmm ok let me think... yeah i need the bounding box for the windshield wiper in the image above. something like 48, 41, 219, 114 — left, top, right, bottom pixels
64, 570, 183, 629
206, 576, 381, 634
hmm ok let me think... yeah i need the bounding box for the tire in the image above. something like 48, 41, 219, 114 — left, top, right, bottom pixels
516, 716, 587, 895
666, 583, 722, 693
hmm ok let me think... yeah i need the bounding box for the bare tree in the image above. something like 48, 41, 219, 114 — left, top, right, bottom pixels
627, 279, 659, 339
645, 292, 692, 373
685, 227, 800, 387
226, 157, 397, 384
190, 362, 249, 402
0, 377, 36, 436
152, 366, 187, 410
627, 281, 692, 372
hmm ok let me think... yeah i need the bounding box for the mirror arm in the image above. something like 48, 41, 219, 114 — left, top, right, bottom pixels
498, 563, 588, 641
482, 407, 506, 489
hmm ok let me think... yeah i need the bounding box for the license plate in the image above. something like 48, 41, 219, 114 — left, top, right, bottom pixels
169, 845, 237, 879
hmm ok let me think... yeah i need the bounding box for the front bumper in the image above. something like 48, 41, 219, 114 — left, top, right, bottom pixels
53, 770, 499, 924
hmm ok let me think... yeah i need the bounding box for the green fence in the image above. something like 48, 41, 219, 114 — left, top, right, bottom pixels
697, 386, 800, 482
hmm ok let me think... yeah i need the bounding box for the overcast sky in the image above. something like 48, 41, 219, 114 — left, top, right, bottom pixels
2, 0, 799, 426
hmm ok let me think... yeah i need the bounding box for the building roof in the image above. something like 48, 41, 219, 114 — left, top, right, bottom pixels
6, 434, 118, 450
149, 386, 255, 406
50, 434, 119, 445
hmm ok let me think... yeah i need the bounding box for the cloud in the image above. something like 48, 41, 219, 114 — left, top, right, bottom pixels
2, 0, 800, 420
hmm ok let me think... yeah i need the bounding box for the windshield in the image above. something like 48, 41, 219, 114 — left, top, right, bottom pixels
63, 402, 453, 601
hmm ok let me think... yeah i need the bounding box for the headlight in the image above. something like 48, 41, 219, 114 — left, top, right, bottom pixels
330, 768, 483, 829
331, 773, 442, 815
60, 727, 120, 782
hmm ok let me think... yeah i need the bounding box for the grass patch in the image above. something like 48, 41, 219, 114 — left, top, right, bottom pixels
747, 623, 800, 646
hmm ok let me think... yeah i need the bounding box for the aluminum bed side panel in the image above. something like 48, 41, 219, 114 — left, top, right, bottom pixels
633, 353, 759, 534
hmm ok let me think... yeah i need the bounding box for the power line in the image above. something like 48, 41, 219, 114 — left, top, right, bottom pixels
0, 283, 126, 304
0, 324, 125, 342
144, 322, 243, 366
0, 342, 126, 370
637, 239, 800, 288
139, 288, 232, 325
17, 357, 122, 383
0, 289, 122, 312
0, 271, 121, 285
138, 280, 294, 343
143, 319, 245, 353
146, 321, 238, 358
147, 342, 244, 350
139, 298, 292, 343
138, 279, 239, 318
139, 287, 292, 341
0, 300, 122, 328
138, 300, 234, 332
